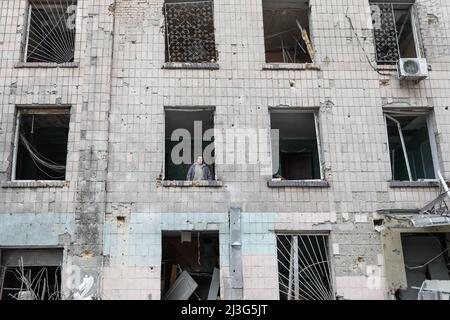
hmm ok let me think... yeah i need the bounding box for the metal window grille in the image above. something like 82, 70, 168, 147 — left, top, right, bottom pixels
164, 1, 217, 63
276, 234, 335, 300
24, 0, 77, 63
370, 2, 423, 64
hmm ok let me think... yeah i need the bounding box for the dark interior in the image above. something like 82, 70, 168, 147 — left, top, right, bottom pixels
1, 266, 61, 300
271, 112, 320, 180
165, 110, 215, 181
15, 112, 70, 181
397, 233, 450, 300
386, 114, 435, 181
263, 0, 312, 63
161, 231, 220, 300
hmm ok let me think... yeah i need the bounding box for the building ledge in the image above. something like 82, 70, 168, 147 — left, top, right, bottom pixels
160, 180, 223, 188
15, 62, 79, 69
162, 62, 219, 70
268, 179, 329, 188
263, 63, 320, 71
389, 180, 440, 188
1, 180, 69, 188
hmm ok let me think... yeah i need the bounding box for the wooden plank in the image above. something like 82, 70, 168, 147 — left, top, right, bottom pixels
169, 264, 178, 287
207, 268, 220, 300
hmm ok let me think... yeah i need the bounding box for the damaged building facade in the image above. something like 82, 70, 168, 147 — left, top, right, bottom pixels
0, 0, 450, 300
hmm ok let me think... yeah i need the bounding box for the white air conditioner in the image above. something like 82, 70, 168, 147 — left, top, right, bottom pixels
397, 58, 429, 81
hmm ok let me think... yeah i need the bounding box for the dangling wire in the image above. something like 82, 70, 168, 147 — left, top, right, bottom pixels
31, 115, 35, 134
19, 134, 66, 172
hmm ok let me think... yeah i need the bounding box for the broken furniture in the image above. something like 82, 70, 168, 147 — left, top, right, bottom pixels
161, 231, 220, 300
163, 271, 198, 300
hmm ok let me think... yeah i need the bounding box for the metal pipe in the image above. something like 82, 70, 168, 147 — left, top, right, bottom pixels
11, 112, 21, 181
437, 171, 450, 201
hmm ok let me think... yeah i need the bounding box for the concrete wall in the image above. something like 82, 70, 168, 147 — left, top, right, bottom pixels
0, 0, 449, 300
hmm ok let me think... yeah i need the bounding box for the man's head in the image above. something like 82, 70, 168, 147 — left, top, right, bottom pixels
196, 156, 204, 165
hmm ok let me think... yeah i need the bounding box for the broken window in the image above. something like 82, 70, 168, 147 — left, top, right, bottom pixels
165, 108, 215, 181
397, 233, 450, 300
262, 0, 314, 63
384, 111, 437, 181
12, 108, 70, 181
276, 234, 334, 300
23, 0, 77, 63
370, 1, 423, 64
164, 0, 217, 63
161, 231, 220, 300
0, 249, 63, 300
271, 111, 321, 180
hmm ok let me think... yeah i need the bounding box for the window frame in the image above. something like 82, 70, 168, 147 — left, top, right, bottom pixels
162, 106, 217, 183
269, 109, 324, 182
11, 106, 71, 182
163, 0, 217, 65
383, 110, 440, 182
21, 0, 78, 65
262, 0, 316, 65
370, 1, 424, 64
274, 231, 335, 300
0, 248, 64, 300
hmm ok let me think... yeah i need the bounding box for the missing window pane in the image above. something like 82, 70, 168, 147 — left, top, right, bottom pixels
165, 109, 215, 181
263, 0, 313, 63
161, 231, 220, 300
0, 249, 63, 300
370, 2, 421, 64
385, 113, 436, 181
270, 112, 321, 180
14, 110, 70, 181
24, 0, 77, 63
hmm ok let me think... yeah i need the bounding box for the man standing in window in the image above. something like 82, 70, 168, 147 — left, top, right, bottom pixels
187, 156, 213, 181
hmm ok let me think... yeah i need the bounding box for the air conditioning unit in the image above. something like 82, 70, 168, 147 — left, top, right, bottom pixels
397, 58, 429, 81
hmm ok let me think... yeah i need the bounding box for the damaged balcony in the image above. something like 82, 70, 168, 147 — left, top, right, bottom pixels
161, 231, 220, 300
262, 0, 318, 71
163, 0, 218, 70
